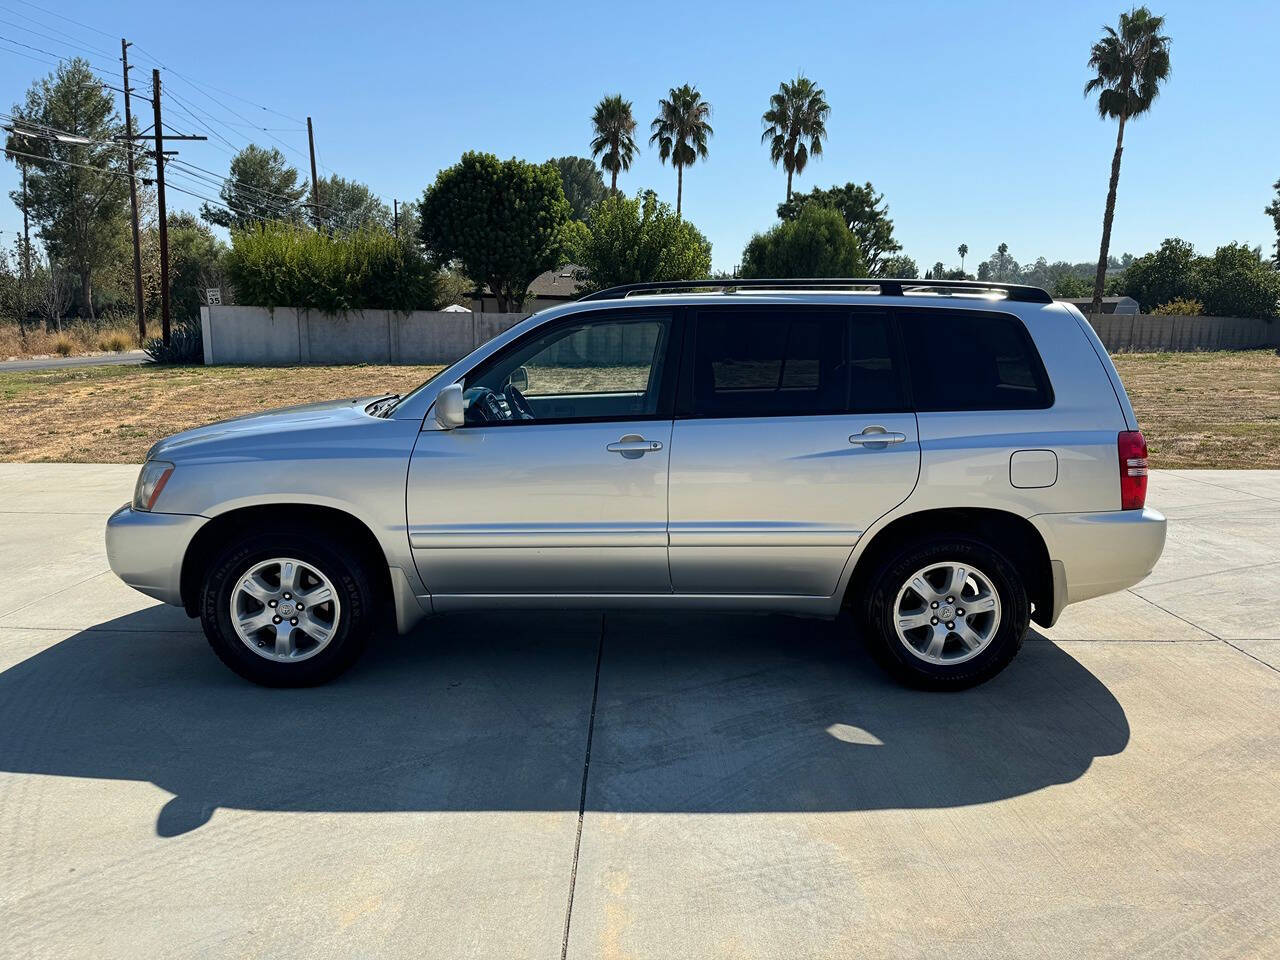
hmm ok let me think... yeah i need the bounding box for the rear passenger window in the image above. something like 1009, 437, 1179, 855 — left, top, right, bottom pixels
688, 309, 905, 417
900, 311, 1052, 411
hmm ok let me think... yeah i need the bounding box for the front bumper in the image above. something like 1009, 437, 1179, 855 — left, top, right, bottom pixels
105, 504, 207, 605
1031, 507, 1167, 614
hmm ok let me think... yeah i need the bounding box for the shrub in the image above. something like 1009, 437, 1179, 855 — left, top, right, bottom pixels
53, 335, 73, 356
574, 191, 712, 293
740, 205, 866, 279
1151, 297, 1204, 316
144, 321, 203, 364
1196, 243, 1280, 319
226, 223, 439, 312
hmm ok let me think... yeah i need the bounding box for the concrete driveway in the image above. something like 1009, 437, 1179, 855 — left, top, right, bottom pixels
0, 464, 1277, 959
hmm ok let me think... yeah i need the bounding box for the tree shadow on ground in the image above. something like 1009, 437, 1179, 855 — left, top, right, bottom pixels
0, 608, 1127, 836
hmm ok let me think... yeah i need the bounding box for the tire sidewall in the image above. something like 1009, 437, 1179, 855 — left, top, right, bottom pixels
865, 537, 1029, 690
200, 530, 371, 687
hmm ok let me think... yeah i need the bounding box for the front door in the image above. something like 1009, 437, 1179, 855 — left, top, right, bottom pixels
407, 310, 678, 598
668, 305, 921, 596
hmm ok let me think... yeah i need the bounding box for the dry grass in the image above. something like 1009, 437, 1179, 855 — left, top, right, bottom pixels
0, 321, 141, 360
0, 351, 1274, 467
1112, 350, 1280, 469
0, 364, 442, 463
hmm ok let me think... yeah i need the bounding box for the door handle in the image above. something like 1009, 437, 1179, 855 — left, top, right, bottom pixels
607, 436, 663, 458
849, 427, 908, 446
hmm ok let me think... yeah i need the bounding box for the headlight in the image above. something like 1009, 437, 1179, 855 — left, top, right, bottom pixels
133, 460, 175, 512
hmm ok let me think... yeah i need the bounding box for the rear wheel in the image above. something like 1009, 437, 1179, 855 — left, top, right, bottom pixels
862, 537, 1028, 690
199, 529, 375, 686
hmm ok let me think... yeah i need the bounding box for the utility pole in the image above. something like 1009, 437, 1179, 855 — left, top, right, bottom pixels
306, 116, 320, 228
393, 199, 398, 238
151, 69, 171, 345
122, 39, 145, 343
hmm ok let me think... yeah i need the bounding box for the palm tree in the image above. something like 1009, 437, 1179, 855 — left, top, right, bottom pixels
590, 95, 638, 194
761, 74, 830, 202
958, 243, 968, 272
649, 84, 713, 218
1084, 6, 1171, 314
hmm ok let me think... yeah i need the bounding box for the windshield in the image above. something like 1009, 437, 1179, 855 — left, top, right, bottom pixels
379, 365, 451, 416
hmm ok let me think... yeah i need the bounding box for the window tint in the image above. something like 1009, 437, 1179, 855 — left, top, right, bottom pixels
688, 309, 905, 417
900, 311, 1052, 411
848, 313, 905, 413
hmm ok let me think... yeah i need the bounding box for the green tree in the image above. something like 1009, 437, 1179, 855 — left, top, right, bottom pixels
1116, 237, 1198, 311
551, 156, 607, 221
1196, 243, 1280, 318
4, 59, 133, 319
200, 145, 308, 230
649, 84, 713, 218
978, 243, 1020, 282
589, 95, 638, 194
1084, 6, 1172, 314
760, 74, 830, 202
417, 152, 570, 311
574, 191, 711, 292
1052, 272, 1093, 298
957, 243, 968, 271
315, 174, 392, 233
165, 213, 228, 321
879, 253, 918, 279
740, 205, 865, 279
1265, 178, 1280, 266
777, 182, 902, 274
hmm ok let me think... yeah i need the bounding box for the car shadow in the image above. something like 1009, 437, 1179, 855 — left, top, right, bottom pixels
0, 608, 1128, 836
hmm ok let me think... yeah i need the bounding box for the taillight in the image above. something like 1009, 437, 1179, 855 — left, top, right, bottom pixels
1118, 431, 1148, 510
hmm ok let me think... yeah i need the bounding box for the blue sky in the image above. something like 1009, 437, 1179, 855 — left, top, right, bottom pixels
2, 0, 1277, 274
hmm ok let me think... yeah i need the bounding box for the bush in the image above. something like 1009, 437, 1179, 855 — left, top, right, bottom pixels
226, 223, 439, 312
53, 335, 73, 356
740, 205, 866, 279
99, 331, 133, 352
144, 321, 203, 364
1151, 297, 1204, 316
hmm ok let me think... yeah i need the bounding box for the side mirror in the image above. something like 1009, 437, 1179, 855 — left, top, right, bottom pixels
508, 365, 529, 391
433, 383, 465, 429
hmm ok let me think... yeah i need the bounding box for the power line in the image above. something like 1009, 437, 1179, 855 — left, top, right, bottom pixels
7, 0, 116, 40
129, 43, 306, 125
0, 32, 117, 77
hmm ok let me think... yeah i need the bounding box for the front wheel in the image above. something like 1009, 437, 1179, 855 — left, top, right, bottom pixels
862, 538, 1029, 690
199, 529, 375, 686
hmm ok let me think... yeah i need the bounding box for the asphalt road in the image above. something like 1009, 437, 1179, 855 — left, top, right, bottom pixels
0, 350, 148, 373
0, 464, 1277, 959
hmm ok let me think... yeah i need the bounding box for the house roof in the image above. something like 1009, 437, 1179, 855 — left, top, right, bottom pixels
474, 266, 583, 300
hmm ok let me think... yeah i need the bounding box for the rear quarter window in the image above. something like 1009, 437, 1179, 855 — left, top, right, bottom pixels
900, 310, 1053, 411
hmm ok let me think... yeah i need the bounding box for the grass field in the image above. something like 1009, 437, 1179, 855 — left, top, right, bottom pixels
0, 350, 1275, 467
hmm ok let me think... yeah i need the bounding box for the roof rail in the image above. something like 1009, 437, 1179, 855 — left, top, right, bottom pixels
576, 278, 1054, 304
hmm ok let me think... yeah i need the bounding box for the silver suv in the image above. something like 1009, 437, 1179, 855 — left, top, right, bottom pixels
106, 279, 1166, 689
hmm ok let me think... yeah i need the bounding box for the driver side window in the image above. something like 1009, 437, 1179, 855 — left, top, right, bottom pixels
463, 314, 672, 425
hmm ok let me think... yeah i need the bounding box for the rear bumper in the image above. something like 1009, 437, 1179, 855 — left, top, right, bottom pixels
105, 504, 207, 605
1031, 507, 1167, 618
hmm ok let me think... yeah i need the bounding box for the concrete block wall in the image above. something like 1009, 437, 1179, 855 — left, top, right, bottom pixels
201, 305, 1280, 366
201, 306, 530, 365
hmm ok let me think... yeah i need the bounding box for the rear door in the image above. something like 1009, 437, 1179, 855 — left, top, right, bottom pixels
667, 305, 920, 596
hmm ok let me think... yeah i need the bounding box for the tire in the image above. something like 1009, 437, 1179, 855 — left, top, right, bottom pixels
861, 536, 1029, 691
199, 527, 375, 687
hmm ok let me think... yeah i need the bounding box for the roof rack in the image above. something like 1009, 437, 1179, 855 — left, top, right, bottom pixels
577, 278, 1054, 304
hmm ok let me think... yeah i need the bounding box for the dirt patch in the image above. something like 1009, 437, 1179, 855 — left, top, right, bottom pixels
1112, 350, 1280, 468
0, 351, 1275, 467
0, 364, 441, 463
